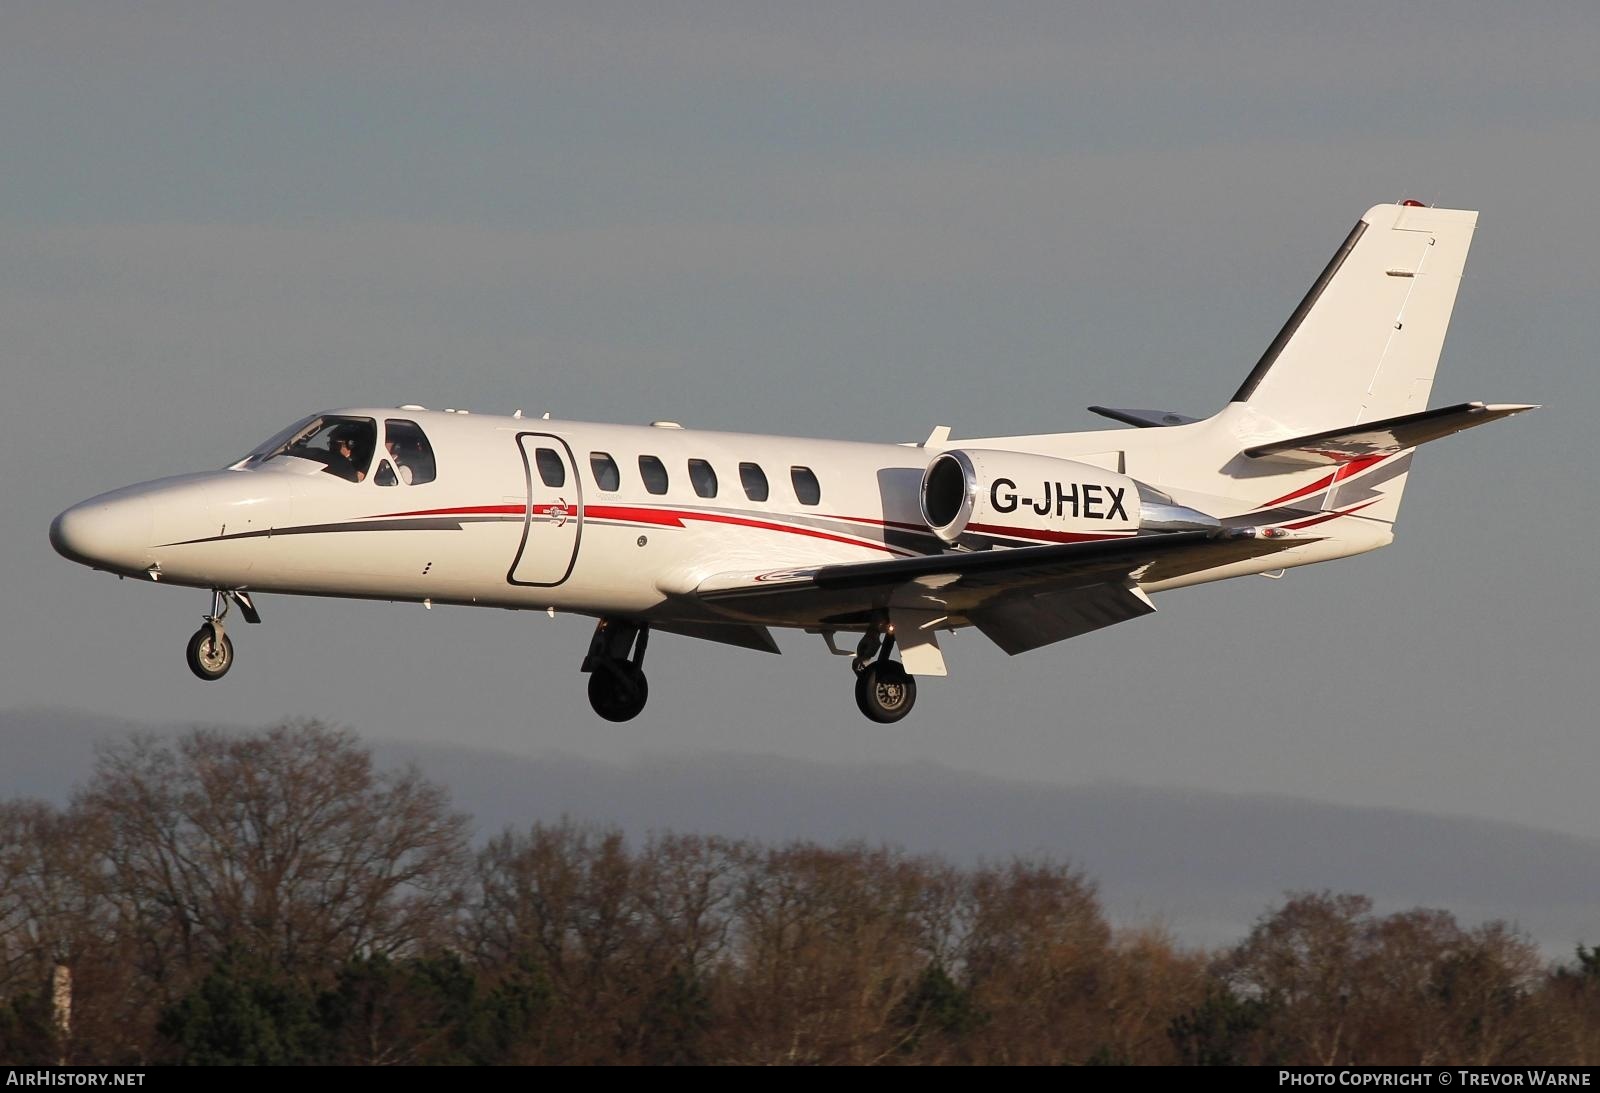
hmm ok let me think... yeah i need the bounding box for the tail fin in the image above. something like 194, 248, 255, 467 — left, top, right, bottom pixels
1214, 203, 1493, 528
1231, 203, 1477, 434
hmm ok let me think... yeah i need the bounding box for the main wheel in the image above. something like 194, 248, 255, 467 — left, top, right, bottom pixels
854, 662, 917, 723
587, 663, 649, 722
185, 626, 234, 681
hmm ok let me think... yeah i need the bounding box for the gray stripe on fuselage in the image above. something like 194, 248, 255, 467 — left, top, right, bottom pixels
157, 514, 514, 547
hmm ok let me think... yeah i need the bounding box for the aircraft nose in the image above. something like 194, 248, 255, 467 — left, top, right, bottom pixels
50, 493, 156, 575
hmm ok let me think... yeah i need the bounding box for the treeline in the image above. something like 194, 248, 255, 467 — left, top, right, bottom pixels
1, 722, 1597, 1065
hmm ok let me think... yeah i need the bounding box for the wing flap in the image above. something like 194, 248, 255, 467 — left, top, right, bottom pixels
649, 618, 781, 653
1244, 402, 1538, 466
972, 584, 1155, 655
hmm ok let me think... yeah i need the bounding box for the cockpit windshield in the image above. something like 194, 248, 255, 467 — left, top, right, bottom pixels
237, 415, 377, 482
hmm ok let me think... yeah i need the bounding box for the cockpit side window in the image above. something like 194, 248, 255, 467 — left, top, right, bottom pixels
248, 416, 377, 482
384, 420, 437, 485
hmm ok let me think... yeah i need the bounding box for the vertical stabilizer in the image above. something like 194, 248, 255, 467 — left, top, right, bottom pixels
1231, 203, 1477, 436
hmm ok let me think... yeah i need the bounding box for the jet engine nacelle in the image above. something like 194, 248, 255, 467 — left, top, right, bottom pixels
919, 449, 1141, 544
919, 449, 1220, 545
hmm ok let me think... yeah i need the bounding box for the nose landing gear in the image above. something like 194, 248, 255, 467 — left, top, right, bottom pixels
186, 624, 234, 681
184, 589, 259, 682
853, 628, 917, 723
582, 618, 650, 722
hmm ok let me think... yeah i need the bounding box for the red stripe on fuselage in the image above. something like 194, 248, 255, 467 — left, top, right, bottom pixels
367, 503, 908, 556
1281, 500, 1379, 529
369, 504, 524, 518
965, 522, 1132, 545
1258, 453, 1390, 509
584, 506, 905, 555
831, 514, 935, 533
368, 503, 1128, 551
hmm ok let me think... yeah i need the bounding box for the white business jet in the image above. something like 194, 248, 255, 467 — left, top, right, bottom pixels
51, 203, 1534, 723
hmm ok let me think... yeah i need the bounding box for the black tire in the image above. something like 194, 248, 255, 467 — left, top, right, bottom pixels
854, 662, 917, 723
185, 626, 234, 682
587, 662, 649, 722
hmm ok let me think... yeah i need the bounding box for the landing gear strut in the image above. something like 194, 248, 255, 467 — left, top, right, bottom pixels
184, 589, 259, 682
853, 628, 917, 723
583, 619, 650, 722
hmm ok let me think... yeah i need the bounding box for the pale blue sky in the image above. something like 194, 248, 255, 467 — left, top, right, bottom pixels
3, 3, 1595, 842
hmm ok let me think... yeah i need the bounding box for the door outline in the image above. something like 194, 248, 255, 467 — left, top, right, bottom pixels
507, 432, 583, 587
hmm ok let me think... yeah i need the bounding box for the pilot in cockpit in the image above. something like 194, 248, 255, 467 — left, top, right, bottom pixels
328, 424, 369, 482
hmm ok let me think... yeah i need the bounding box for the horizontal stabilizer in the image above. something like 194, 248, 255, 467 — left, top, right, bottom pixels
1088, 406, 1200, 428
1244, 402, 1538, 466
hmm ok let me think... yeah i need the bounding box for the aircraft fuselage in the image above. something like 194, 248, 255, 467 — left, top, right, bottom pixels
50, 204, 1534, 723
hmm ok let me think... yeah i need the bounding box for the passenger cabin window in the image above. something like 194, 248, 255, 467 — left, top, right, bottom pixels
590, 452, 621, 492
384, 419, 437, 485
535, 448, 566, 488
739, 462, 769, 502
791, 466, 821, 506
249, 416, 377, 483
688, 459, 718, 499
639, 455, 669, 495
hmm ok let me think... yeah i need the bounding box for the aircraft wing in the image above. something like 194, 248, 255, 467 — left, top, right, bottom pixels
692, 529, 1312, 653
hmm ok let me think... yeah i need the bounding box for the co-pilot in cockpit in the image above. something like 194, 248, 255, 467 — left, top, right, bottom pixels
379, 419, 437, 485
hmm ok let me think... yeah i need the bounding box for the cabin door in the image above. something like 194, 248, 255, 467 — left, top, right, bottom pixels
508, 433, 582, 586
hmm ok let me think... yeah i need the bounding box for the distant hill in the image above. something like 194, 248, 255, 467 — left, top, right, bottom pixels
6, 707, 1597, 956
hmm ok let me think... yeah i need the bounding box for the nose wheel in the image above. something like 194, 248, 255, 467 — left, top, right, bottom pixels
582, 619, 650, 722
186, 625, 234, 681
184, 589, 259, 682
852, 630, 917, 723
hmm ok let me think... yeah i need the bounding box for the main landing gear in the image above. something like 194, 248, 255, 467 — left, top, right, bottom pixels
852, 629, 917, 723
583, 619, 650, 722
576, 619, 916, 724
184, 589, 259, 682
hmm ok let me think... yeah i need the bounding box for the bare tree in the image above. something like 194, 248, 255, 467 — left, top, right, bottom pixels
0, 800, 139, 1062
958, 859, 1112, 1064
1219, 891, 1547, 1065
8, 725, 1596, 1065
724, 843, 943, 1064
77, 722, 469, 988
